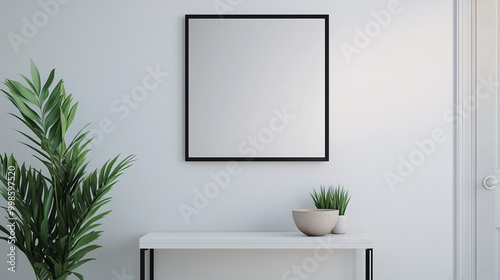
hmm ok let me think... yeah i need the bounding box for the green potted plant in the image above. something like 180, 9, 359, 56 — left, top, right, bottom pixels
0, 61, 134, 280
331, 185, 351, 234
309, 185, 351, 234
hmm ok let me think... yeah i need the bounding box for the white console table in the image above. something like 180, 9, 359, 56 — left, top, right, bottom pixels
139, 232, 373, 280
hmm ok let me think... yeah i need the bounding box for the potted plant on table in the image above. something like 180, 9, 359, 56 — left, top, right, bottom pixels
331, 186, 351, 234
309, 185, 351, 234
0, 61, 135, 280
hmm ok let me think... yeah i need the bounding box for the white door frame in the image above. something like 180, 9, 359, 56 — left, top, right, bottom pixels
456, 0, 476, 279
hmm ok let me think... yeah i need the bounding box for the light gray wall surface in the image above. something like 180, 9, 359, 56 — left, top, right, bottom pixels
0, 0, 453, 279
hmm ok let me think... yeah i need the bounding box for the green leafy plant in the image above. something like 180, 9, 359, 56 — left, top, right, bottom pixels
310, 185, 351, 215
0, 61, 135, 280
331, 185, 351, 215
310, 185, 334, 209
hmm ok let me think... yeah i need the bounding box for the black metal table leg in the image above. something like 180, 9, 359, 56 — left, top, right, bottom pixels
365, 248, 373, 280
140, 249, 146, 280
150, 249, 155, 280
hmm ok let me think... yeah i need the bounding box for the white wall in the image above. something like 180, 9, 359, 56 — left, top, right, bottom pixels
0, 0, 454, 279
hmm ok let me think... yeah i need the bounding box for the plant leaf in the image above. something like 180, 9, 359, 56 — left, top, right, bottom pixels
30, 59, 41, 94
7, 80, 39, 106
41, 69, 55, 101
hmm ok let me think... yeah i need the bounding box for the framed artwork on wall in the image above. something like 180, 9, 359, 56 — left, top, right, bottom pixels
186, 14, 329, 161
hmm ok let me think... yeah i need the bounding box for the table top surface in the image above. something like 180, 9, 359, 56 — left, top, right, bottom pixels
139, 231, 373, 249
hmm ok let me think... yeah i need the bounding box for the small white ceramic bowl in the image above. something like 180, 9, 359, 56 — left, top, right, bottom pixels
292, 209, 339, 236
